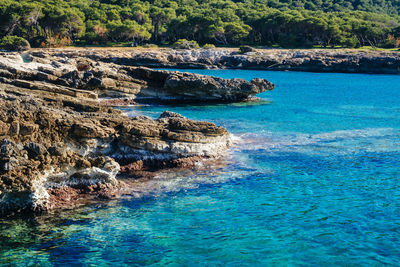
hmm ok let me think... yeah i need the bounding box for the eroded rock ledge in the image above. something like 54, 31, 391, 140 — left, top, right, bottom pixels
0, 51, 274, 103
0, 84, 233, 215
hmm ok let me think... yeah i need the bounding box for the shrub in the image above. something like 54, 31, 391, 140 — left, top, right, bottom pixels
0, 36, 30, 51
382, 34, 400, 48
172, 39, 199, 49
239, 45, 256, 54
142, 43, 158, 48
202, 43, 216, 49
40, 34, 72, 48
342, 36, 359, 48
84, 32, 99, 45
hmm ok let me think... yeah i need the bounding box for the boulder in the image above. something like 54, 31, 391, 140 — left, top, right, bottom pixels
239, 45, 256, 54
24, 142, 47, 159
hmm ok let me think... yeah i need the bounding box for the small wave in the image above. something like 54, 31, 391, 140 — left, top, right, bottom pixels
121, 155, 261, 199
311, 105, 400, 120
233, 128, 400, 153
309, 128, 398, 141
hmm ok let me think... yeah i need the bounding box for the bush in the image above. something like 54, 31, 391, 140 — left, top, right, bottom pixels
172, 39, 199, 49
83, 32, 100, 45
0, 36, 30, 51
40, 34, 72, 48
202, 43, 216, 49
341, 36, 359, 48
142, 44, 158, 48
239, 45, 256, 53
381, 34, 400, 48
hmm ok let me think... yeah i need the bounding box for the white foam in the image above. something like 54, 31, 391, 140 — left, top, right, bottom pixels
232, 128, 400, 154
126, 168, 248, 198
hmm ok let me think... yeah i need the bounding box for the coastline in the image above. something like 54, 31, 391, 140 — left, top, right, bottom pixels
28, 47, 400, 74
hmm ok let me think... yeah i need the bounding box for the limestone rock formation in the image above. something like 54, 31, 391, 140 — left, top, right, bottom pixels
0, 84, 232, 215
0, 51, 274, 103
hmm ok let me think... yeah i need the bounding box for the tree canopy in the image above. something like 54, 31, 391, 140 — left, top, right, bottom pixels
1, 0, 400, 48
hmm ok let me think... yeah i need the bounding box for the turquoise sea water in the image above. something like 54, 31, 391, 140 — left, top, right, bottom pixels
1, 70, 400, 266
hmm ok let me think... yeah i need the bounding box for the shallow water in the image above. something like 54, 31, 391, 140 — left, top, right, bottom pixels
2, 70, 400, 266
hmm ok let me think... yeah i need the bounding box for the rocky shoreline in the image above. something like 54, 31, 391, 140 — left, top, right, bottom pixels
30, 47, 400, 74
5, 45, 396, 216
0, 50, 274, 216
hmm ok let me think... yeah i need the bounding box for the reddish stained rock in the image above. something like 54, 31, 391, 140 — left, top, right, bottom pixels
119, 155, 205, 175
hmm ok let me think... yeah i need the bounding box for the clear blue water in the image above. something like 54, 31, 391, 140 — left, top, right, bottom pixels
2, 70, 400, 266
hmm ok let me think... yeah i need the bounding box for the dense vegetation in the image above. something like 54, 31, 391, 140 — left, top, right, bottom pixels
1, 0, 400, 48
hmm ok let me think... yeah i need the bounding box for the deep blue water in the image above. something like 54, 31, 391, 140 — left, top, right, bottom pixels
1, 70, 400, 266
